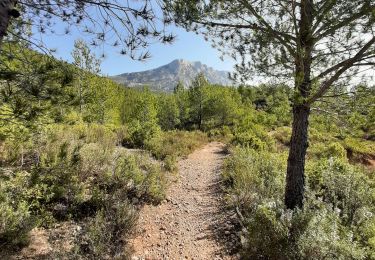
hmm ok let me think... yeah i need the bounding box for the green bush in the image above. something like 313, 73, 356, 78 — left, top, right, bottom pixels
77, 200, 137, 258
343, 137, 375, 160
0, 200, 33, 246
164, 155, 178, 173
124, 119, 161, 148
0, 171, 35, 246
231, 120, 275, 151
272, 126, 292, 146
308, 141, 347, 160
0, 123, 167, 255
223, 148, 286, 214
224, 148, 375, 259
307, 158, 374, 225
146, 130, 207, 160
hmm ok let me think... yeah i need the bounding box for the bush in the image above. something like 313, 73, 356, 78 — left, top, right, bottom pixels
343, 137, 375, 161
224, 148, 375, 259
232, 122, 275, 151
124, 120, 161, 148
307, 158, 374, 225
0, 123, 168, 256
308, 141, 347, 160
223, 148, 286, 214
0, 171, 35, 246
146, 130, 207, 160
77, 200, 137, 258
0, 200, 33, 246
272, 126, 292, 146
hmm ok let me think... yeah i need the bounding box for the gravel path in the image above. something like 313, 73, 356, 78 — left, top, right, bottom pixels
129, 142, 239, 260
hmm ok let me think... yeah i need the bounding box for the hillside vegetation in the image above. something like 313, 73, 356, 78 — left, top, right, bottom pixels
1, 42, 375, 259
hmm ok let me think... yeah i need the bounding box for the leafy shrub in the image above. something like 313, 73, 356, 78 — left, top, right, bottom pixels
77, 200, 137, 258
108, 152, 166, 203
307, 158, 374, 225
223, 148, 286, 214
232, 131, 269, 150
163, 155, 178, 173
232, 119, 275, 151
308, 141, 347, 160
0, 123, 167, 255
343, 137, 375, 161
272, 126, 292, 146
124, 119, 161, 148
146, 130, 207, 160
0, 171, 35, 246
0, 200, 33, 246
224, 148, 375, 259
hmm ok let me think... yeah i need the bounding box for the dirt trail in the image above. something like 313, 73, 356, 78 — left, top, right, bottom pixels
129, 142, 239, 260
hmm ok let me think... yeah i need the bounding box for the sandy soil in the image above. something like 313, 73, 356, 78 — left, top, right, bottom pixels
129, 142, 240, 260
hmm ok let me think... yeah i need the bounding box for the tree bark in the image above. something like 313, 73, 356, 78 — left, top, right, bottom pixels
0, 0, 17, 49
285, 0, 314, 209
285, 105, 310, 209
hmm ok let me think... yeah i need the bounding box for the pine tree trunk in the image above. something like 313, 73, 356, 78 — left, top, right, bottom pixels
284, 0, 313, 209
0, 0, 17, 48
285, 105, 310, 209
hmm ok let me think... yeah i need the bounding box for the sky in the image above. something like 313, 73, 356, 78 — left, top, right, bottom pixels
41, 25, 236, 77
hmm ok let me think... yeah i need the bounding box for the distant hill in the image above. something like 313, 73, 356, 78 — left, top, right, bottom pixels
111, 59, 233, 92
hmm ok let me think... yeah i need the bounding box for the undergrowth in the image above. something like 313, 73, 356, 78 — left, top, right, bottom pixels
224, 147, 375, 259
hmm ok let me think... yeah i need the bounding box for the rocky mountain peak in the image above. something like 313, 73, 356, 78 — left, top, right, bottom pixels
111, 59, 232, 92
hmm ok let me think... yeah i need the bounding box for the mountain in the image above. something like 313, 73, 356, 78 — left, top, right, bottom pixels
111, 59, 233, 92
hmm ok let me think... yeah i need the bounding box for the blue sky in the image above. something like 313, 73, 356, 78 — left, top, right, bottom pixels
42, 25, 236, 77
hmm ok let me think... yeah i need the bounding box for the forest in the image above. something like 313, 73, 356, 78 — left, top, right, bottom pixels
1, 0, 375, 259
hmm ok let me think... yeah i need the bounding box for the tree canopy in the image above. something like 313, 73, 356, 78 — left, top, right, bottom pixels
164, 0, 375, 209
1, 0, 174, 59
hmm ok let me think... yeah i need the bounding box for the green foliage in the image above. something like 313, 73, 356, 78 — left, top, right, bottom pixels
120, 88, 161, 147
272, 126, 292, 146
1, 41, 375, 258
146, 130, 207, 160
343, 137, 375, 160
0, 171, 34, 246
232, 113, 276, 151
308, 142, 347, 160
77, 200, 136, 258
157, 93, 180, 130
0, 123, 166, 254
224, 148, 375, 259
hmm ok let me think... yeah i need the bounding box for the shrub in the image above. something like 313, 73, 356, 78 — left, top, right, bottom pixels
308, 141, 347, 160
307, 158, 374, 225
125, 119, 161, 148
272, 126, 292, 146
223, 148, 286, 214
343, 137, 375, 161
0, 171, 35, 246
77, 200, 137, 258
146, 130, 207, 160
224, 148, 375, 259
0, 123, 167, 255
232, 123, 275, 151
0, 200, 33, 246
163, 155, 178, 173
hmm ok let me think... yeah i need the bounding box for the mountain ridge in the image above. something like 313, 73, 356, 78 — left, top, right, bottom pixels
111, 59, 232, 92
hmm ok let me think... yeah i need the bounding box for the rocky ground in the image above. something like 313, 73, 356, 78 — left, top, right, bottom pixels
129, 142, 240, 260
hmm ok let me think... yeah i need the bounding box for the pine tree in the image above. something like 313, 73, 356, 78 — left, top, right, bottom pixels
165, 0, 375, 208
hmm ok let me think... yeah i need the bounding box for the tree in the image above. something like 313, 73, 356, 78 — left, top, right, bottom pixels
165, 0, 375, 209
157, 93, 180, 130
188, 73, 209, 130
0, 0, 174, 59
0, 44, 74, 125
71, 39, 101, 114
